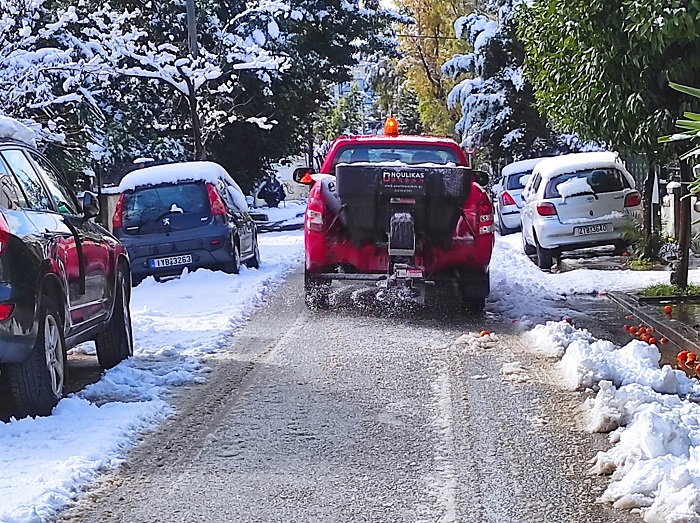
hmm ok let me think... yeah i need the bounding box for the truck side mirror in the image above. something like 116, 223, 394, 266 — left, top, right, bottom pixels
293, 167, 316, 185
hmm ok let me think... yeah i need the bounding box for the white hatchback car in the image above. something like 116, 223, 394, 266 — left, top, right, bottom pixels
493, 157, 552, 235
520, 152, 642, 269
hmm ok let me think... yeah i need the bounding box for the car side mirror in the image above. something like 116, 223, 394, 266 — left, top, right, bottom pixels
82, 191, 100, 219
472, 170, 489, 187
293, 167, 316, 185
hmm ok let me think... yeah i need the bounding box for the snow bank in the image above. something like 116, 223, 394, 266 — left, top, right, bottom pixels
527, 320, 700, 522
0, 232, 304, 522
490, 235, 700, 323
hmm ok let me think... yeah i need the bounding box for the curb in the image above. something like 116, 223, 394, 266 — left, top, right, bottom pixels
607, 291, 700, 354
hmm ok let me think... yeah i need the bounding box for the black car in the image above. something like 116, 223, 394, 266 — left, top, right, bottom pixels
0, 137, 133, 418
112, 162, 260, 284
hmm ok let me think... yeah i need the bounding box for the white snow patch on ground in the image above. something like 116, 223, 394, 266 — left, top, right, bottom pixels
256, 200, 306, 229
0, 231, 304, 522
490, 234, 700, 322
528, 320, 700, 522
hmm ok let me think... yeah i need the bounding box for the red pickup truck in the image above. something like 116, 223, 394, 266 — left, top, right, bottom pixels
295, 122, 494, 312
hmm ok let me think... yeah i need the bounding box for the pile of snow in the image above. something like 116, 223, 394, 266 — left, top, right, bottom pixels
453, 331, 500, 352
556, 177, 594, 200
527, 320, 700, 522
0, 115, 37, 147
0, 231, 304, 522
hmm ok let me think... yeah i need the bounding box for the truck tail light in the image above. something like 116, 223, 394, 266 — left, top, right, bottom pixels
206, 183, 227, 216
536, 202, 558, 216
501, 191, 516, 206
0, 212, 9, 256
306, 209, 324, 232
112, 194, 124, 230
0, 303, 14, 321
477, 194, 495, 235
625, 191, 641, 207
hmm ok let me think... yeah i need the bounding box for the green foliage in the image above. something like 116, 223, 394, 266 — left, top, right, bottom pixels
639, 283, 700, 297
518, 0, 700, 162
620, 217, 669, 261
659, 83, 700, 167
315, 83, 367, 140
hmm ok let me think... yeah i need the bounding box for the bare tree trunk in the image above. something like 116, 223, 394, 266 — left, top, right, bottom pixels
676, 159, 693, 289
307, 133, 314, 169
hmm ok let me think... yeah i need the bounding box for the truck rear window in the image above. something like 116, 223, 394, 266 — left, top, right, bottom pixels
332, 145, 460, 172
121, 182, 211, 234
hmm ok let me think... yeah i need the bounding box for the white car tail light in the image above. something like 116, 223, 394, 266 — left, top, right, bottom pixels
536, 202, 558, 216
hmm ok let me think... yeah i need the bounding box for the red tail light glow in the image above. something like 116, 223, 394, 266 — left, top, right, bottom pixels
206, 184, 227, 216
0, 303, 14, 321
501, 192, 516, 206
625, 191, 642, 207
536, 202, 558, 216
306, 209, 324, 232
0, 212, 10, 256
112, 194, 124, 229
477, 194, 495, 235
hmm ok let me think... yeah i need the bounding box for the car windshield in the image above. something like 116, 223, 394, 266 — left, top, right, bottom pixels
506, 171, 532, 190
121, 182, 211, 234
544, 168, 625, 199
331, 145, 460, 172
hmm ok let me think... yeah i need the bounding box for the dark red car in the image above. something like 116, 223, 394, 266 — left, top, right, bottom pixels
296, 124, 494, 311
0, 138, 133, 418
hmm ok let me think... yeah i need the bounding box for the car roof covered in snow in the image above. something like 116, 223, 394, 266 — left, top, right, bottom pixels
501, 157, 553, 177
0, 115, 37, 147
533, 152, 628, 180
118, 161, 249, 210
119, 161, 233, 192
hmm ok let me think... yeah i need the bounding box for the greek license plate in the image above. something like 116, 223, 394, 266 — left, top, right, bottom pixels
150, 254, 192, 268
573, 223, 611, 236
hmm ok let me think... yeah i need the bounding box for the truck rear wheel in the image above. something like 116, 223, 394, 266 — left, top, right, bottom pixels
304, 270, 330, 309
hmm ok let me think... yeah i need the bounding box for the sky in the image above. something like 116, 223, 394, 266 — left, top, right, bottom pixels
2, 219, 700, 522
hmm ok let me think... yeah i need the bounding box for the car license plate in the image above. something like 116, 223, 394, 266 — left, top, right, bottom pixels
150, 254, 193, 269
396, 267, 423, 278
573, 223, 611, 236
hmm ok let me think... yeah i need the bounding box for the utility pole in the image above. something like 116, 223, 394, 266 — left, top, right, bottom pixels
185, 0, 204, 160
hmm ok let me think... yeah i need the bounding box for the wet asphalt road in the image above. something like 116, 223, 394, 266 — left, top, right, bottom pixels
55, 269, 638, 523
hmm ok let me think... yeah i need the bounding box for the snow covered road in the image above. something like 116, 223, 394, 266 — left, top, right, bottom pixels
7, 231, 700, 522
53, 270, 637, 522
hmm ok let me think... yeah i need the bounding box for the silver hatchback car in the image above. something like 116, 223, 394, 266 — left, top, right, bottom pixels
492, 157, 552, 235
520, 152, 642, 269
